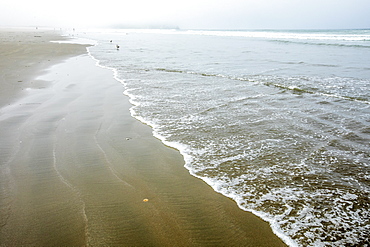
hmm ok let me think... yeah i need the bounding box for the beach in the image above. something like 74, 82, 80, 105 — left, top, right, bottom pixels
0, 28, 286, 246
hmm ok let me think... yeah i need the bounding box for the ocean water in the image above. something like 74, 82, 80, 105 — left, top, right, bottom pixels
74, 29, 370, 246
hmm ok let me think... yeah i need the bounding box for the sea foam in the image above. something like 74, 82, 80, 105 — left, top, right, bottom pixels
75, 28, 370, 247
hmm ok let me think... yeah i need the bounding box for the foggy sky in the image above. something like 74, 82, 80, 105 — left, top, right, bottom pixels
0, 0, 369, 29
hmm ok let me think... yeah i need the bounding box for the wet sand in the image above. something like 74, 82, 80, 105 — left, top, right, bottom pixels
0, 28, 287, 246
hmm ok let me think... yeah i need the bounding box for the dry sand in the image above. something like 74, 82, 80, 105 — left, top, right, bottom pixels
0, 28, 287, 246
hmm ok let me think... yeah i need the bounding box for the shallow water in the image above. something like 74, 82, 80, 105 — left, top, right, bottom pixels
80, 29, 370, 246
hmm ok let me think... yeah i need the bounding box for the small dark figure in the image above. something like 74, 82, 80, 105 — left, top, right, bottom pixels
116, 44, 120, 50
110, 40, 112, 43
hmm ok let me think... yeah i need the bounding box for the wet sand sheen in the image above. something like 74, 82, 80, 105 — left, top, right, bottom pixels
0, 29, 286, 246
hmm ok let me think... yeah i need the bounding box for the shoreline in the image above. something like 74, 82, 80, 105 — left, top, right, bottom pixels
0, 28, 287, 246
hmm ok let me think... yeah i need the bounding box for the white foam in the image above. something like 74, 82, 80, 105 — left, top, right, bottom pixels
184, 30, 370, 41
51, 38, 97, 46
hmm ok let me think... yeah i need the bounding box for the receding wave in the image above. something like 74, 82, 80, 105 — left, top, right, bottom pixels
80, 28, 370, 247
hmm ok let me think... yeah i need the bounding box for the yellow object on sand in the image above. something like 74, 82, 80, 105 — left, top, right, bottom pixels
143, 199, 149, 202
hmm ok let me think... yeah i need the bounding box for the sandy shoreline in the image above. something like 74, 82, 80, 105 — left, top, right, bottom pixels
0, 28, 286, 246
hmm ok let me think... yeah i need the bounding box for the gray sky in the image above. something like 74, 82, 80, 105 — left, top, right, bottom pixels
1, 0, 369, 29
